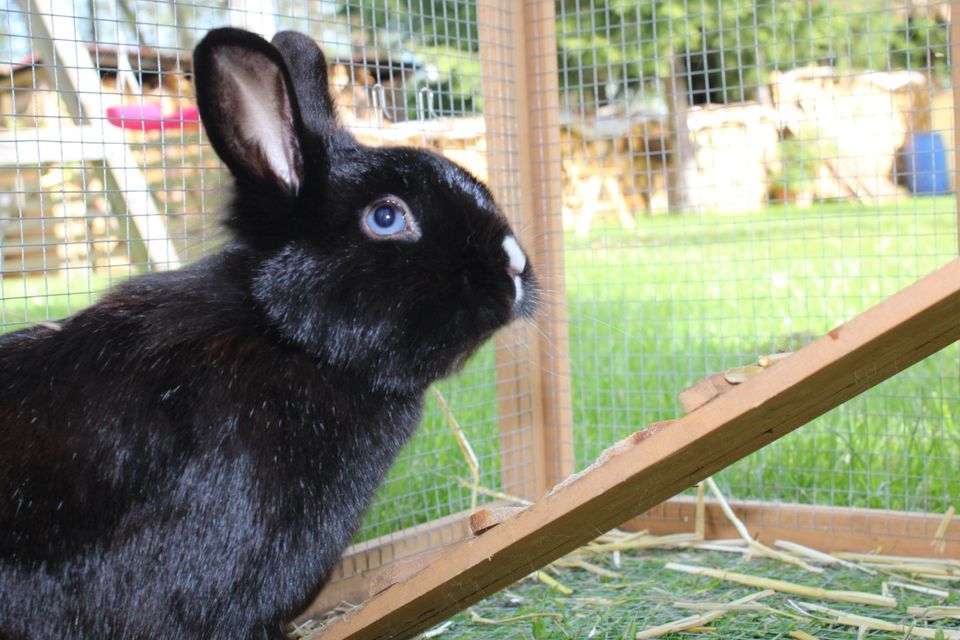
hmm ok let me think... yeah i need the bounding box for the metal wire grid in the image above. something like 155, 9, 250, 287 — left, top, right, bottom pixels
556, 0, 958, 541
0, 0, 534, 548
1, 0, 957, 576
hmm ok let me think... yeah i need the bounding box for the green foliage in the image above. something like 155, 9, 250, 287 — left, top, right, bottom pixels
402, 45, 483, 118
774, 127, 838, 195
556, 0, 950, 107
334, 0, 949, 115
337, 0, 483, 116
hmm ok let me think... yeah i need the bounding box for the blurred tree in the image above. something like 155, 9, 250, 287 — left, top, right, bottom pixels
333, 0, 949, 115
1, 0, 945, 116
555, 0, 950, 109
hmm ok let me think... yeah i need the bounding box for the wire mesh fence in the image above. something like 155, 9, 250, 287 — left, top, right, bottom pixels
554, 0, 959, 539
0, 0, 957, 610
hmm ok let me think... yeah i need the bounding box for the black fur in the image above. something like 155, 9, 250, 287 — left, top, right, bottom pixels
0, 28, 537, 639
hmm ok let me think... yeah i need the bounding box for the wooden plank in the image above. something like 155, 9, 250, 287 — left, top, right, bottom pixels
624, 496, 959, 558
479, 0, 573, 502
296, 509, 476, 621
0, 126, 116, 165
18, 0, 180, 271
311, 258, 960, 640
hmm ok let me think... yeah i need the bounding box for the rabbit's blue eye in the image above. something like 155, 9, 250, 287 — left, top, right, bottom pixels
370, 205, 403, 234
361, 196, 421, 241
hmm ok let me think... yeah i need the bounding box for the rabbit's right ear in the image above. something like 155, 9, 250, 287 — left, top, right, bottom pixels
193, 28, 304, 196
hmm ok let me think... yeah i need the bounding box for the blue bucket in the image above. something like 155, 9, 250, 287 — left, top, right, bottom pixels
900, 131, 951, 196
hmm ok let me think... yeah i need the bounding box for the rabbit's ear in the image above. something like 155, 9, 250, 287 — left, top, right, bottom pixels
193, 28, 304, 195
270, 31, 337, 132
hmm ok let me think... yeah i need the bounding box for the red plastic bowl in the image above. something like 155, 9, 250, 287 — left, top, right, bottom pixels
106, 103, 200, 131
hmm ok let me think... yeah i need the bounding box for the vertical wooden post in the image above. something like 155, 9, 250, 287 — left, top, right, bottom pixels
952, 0, 960, 252
666, 53, 699, 214
478, 0, 574, 500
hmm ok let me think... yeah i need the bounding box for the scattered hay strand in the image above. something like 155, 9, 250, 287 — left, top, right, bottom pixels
931, 506, 955, 554
455, 477, 532, 506
694, 482, 706, 539
884, 579, 950, 600
433, 388, 480, 510
666, 563, 897, 608
579, 532, 703, 554
468, 610, 563, 625
534, 570, 574, 595
704, 478, 821, 573
687, 541, 751, 555
552, 558, 625, 579
774, 540, 877, 575
832, 552, 960, 570
421, 621, 453, 637
633, 590, 774, 639
672, 602, 768, 612
907, 606, 960, 621
795, 602, 960, 639
788, 630, 820, 640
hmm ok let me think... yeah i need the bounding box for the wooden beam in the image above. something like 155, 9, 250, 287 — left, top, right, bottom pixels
479, 0, 543, 502
479, 0, 574, 502
19, 0, 180, 271
295, 509, 475, 621
624, 497, 959, 558
311, 257, 960, 640
521, 0, 576, 491
665, 52, 699, 214
0, 126, 119, 165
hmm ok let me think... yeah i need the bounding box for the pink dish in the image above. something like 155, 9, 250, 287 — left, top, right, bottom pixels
106, 104, 201, 131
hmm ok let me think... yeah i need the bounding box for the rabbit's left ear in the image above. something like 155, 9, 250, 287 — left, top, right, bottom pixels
271, 31, 337, 133
193, 28, 303, 195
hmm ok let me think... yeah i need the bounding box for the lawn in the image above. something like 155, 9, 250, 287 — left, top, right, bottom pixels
362, 196, 959, 539
1, 197, 957, 543
432, 546, 960, 640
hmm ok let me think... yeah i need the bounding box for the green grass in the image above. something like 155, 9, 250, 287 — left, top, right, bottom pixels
2, 196, 958, 541
560, 197, 958, 513
433, 547, 960, 639
362, 196, 958, 539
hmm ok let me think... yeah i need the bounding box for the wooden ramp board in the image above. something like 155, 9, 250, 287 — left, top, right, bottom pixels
311, 258, 960, 640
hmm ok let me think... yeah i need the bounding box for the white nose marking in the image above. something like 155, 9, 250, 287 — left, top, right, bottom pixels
502, 235, 526, 277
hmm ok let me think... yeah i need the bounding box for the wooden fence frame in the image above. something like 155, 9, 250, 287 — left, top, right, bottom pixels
301, 0, 960, 633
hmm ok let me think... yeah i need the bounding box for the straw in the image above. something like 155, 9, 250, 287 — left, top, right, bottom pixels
534, 570, 573, 595
666, 563, 897, 607
634, 590, 774, 639
704, 477, 821, 573
931, 506, 955, 555
432, 388, 480, 511
469, 610, 563, 625
796, 602, 960, 639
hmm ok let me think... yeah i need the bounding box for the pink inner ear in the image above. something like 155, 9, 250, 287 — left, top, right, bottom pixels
213, 47, 301, 192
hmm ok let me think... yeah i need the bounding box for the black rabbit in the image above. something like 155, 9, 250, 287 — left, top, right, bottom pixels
0, 28, 536, 640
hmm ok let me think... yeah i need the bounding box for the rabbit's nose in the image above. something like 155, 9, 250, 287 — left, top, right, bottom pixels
502, 235, 526, 278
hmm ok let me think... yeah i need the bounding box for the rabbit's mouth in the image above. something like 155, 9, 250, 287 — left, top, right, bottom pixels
501, 235, 538, 320
501, 235, 539, 321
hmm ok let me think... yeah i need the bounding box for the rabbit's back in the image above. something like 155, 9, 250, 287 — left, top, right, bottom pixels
0, 253, 422, 639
